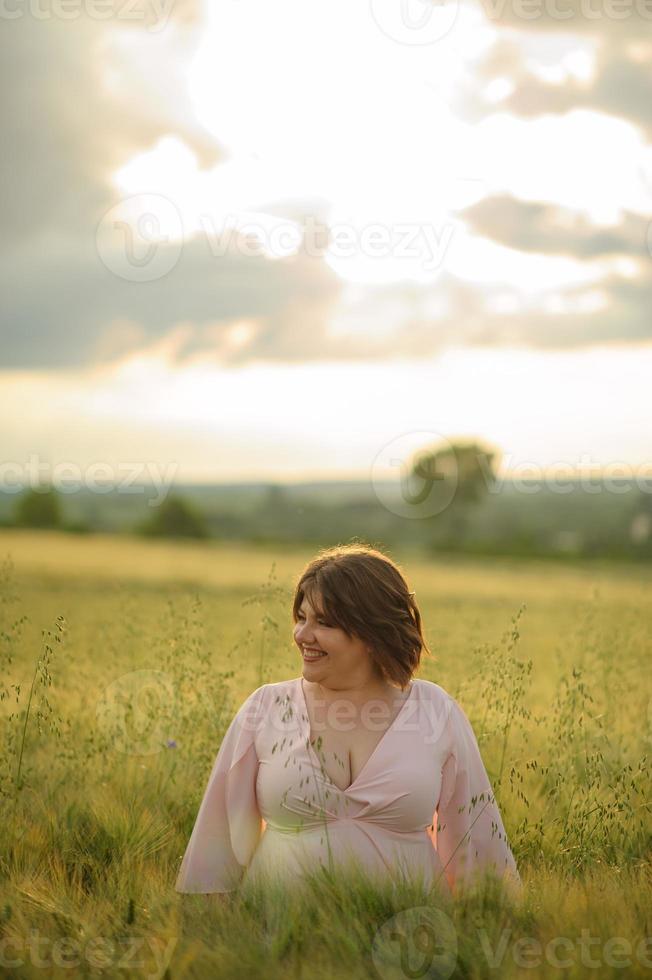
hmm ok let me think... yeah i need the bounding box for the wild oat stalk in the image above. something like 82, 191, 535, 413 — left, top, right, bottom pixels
0, 556, 29, 801
276, 691, 337, 876
241, 562, 291, 689
9, 615, 66, 844
472, 605, 533, 797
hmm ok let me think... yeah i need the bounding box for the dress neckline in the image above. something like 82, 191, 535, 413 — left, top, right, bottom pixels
297, 676, 417, 794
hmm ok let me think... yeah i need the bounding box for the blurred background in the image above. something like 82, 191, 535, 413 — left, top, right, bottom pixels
1, 0, 651, 560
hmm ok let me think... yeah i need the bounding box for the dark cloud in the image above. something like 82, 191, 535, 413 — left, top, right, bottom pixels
0, 13, 352, 372
0, 9, 218, 251
463, 276, 652, 348
461, 195, 651, 259
0, 232, 344, 368
3, 220, 651, 370
381, 273, 652, 351
1, 8, 651, 371
455, 35, 652, 138
505, 52, 652, 138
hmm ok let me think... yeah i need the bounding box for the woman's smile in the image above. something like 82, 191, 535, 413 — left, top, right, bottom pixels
302, 647, 328, 663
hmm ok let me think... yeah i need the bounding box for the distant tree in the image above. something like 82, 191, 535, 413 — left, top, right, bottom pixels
137, 494, 209, 539
409, 438, 501, 546
14, 485, 63, 529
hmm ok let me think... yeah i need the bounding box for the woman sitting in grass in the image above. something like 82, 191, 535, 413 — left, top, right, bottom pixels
175, 544, 521, 900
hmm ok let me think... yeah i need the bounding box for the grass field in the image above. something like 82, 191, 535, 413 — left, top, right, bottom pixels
1, 529, 651, 978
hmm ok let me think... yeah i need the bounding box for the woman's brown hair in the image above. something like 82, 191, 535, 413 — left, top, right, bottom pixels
292, 543, 431, 690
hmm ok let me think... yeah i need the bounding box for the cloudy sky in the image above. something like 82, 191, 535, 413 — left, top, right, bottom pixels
1, 0, 651, 485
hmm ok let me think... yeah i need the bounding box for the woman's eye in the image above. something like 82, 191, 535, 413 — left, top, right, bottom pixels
297, 614, 330, 626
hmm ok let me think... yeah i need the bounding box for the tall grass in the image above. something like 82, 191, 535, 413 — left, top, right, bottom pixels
0, 540, 650, 979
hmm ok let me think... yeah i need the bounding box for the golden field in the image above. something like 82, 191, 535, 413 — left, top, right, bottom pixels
0, 529, 651, 979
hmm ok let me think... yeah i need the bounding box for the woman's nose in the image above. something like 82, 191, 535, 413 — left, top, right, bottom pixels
295, 624, 314, 645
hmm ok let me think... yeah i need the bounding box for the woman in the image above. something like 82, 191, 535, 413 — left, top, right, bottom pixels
175, 545, 521, 899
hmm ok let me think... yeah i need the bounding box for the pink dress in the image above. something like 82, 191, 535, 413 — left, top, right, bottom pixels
175, 677, 521, 898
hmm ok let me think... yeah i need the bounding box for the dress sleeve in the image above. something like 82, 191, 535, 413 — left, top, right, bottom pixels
175, 685, 266, 894
434, 696, 521, 897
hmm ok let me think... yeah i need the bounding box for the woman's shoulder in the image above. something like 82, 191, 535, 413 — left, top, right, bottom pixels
415, 679, 475, 723
255, 676, 458, 704
253, 678, 299, 702
233, 679, 303, 739
237, 678, 300, 718
237, 678, 294, 701
413, 677, 456, 707
254, 677, 456, 698
249, 677, 460, 714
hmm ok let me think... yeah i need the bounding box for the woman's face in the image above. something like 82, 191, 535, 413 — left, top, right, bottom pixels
293, 591, 379, 687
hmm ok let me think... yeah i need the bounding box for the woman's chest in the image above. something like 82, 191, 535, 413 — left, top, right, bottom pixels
301, 686, 412, 792
306, 723, 388, 792
255, 707, 446, 832
253, 682, 450, 812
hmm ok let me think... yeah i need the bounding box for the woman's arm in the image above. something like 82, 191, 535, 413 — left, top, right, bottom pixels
434, 696, 521, 897
175, 686, 266, 895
